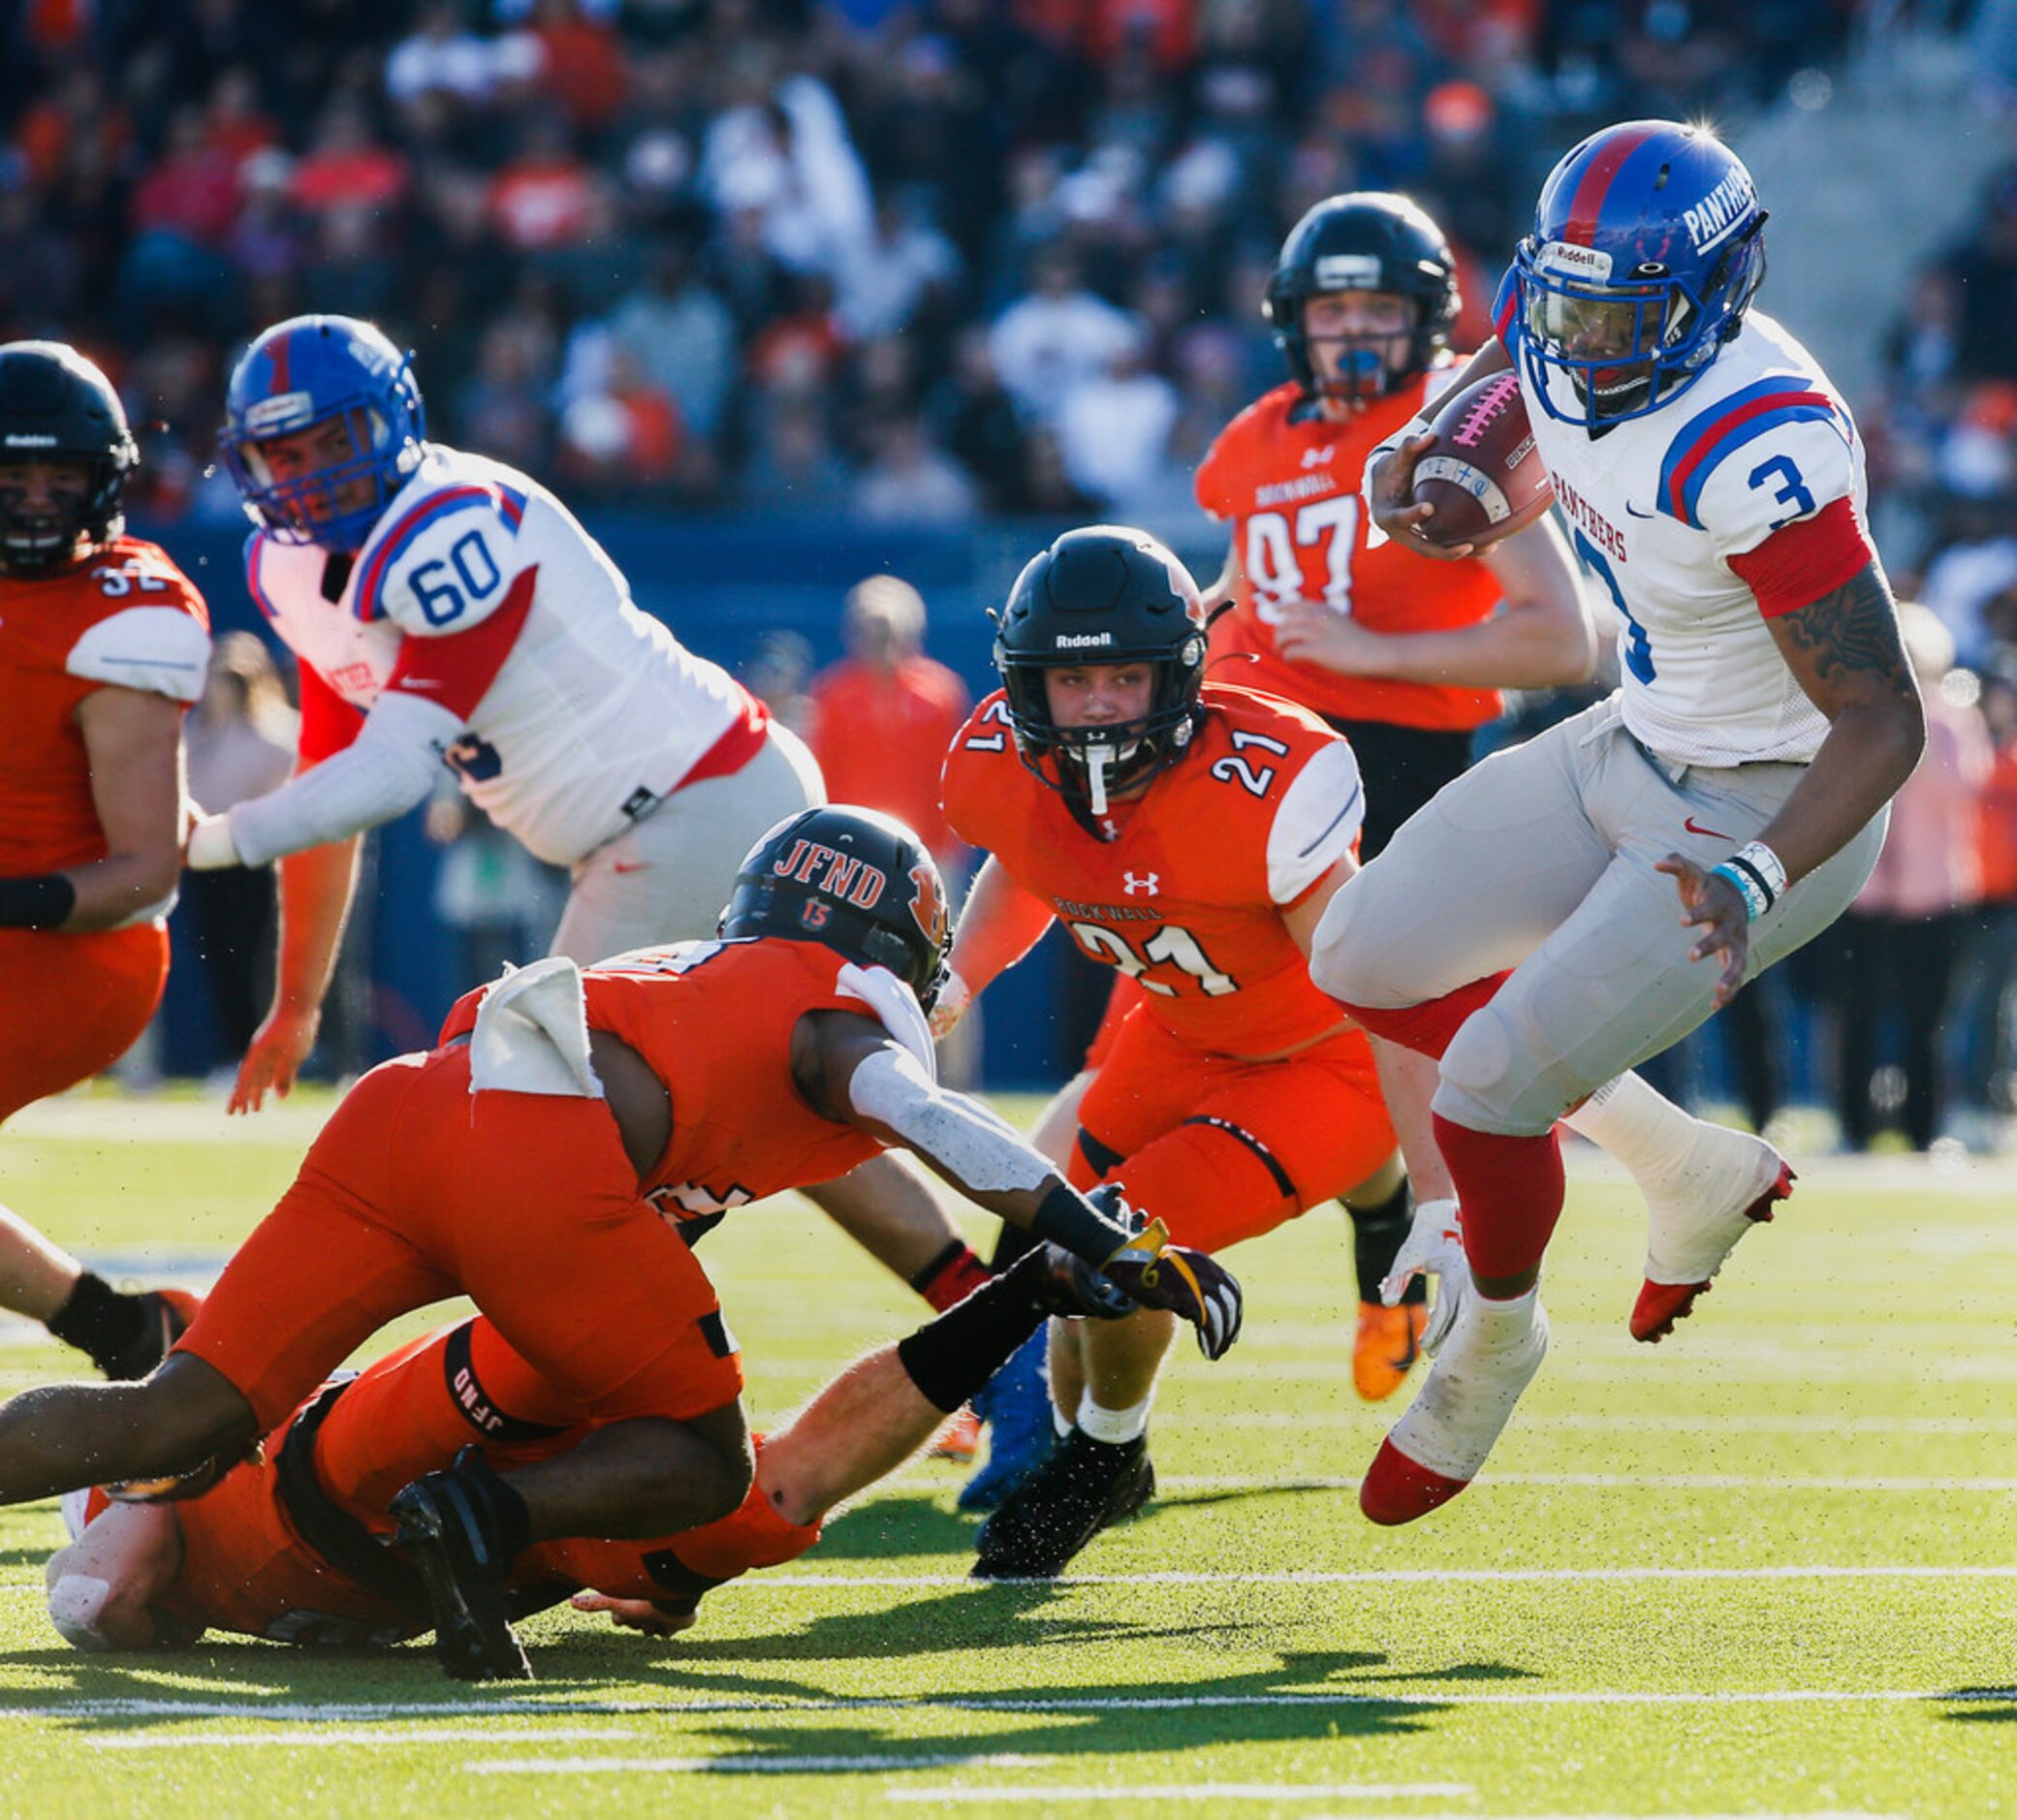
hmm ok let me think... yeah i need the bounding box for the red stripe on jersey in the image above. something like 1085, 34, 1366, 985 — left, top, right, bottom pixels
675, 683, 771, 790
1727, 497, 1874, 619
297, 661, 365, 765
1663, 389, 1833, 521
355, 484, 503, 623
1561, 124, 1659, 245
383, 564, 537, 721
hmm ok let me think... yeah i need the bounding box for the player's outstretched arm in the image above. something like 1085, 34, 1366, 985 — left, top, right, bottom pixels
801, 1014, 1244, 1357
1659, 560, 1925, 1007
930, 854, 1057, 1038
230, 833, 362, 1114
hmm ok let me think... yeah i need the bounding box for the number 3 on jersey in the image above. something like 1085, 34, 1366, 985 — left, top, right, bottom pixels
1245, 495, 1360, 623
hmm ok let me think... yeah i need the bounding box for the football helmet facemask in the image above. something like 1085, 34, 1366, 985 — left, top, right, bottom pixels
993, 525, 1209, 823
0, 341, 138, 577
1265, 193, 1461, 405
720, 805, 952, 1013
220, 314, 426, 554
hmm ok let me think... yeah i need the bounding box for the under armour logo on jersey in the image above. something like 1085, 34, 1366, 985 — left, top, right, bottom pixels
1123, 871, 1160, 896
1300, 445, 1338, 470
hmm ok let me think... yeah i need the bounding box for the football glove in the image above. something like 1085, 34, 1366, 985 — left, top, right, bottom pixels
1093, 1190, 1244, 1361
1378, 1196, 1467, 1357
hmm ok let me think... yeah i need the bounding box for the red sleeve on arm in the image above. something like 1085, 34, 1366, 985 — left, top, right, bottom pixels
384, 565, 538, 720
297, 661, 366, 765
1728, 498, 1875, 619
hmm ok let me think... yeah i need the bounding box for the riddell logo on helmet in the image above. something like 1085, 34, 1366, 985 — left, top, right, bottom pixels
1536, 241, 1613, 281
3, 433, 56, 447
773, 838, 887, 909
1054, 632, 1113, 648
242, 392, 315, 433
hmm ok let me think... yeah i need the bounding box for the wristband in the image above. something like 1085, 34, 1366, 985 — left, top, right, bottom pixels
1029, 1180, 1133, 1265
1730, 839, 1787, 903
0, 872, 77, 929
1709, 862, 1769, 923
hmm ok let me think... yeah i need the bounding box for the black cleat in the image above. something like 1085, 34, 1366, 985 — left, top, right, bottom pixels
98, 1289, 202, 1381
971, 1428, 1155, 1580
389, 1449, 532, 1681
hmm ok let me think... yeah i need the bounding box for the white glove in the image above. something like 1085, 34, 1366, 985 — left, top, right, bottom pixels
1378, 1196, 1467, 1357
928, 968, 971, 1041
185, 811, 242, 871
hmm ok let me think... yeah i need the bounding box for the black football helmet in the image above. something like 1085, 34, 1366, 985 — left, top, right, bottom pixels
720, 804, 952, 1012
993, 525, 1209, 820
1264, 193, 1461, 403
0, 341, 139, 576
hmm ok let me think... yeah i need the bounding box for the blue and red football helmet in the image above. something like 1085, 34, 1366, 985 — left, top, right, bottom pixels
220, 315, 426, 553
1513, 120, 1768, 427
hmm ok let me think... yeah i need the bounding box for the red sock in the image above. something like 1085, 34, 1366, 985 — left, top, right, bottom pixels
910, 1241, 992, 1313
1337, 971, 1511, 1060
1432, 1114, 1564, 1281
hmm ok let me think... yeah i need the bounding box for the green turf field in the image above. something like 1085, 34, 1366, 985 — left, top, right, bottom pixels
1, 1086, 2014, 1817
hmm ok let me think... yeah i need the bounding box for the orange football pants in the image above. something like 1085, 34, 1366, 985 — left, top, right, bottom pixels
175, 1042, 741, 1433
1069, 1005, 1397, 1254
0, 924, 167, 1124
110, 1318, 811, 1646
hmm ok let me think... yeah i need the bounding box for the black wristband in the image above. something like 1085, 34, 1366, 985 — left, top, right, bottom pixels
1028, 1180, 1130, 1265
0, 872, 76, 929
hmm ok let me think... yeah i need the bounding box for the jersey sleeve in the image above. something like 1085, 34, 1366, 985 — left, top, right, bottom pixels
353, 480, 531, 637
1193, 414, 1245, 518
1656, 382, 1862, 557
1265, 737, 1365, 905
63, 606, 210, 704
939, 693, 1018, 850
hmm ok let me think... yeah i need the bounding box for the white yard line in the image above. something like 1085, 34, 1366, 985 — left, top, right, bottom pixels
882, 1789, 1469, 1806
468, 1752, 1046, 1776
89, 1725, 635, 1749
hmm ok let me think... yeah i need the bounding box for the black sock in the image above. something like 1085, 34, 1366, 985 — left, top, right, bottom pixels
898, 1248, 1054, 1412
450, 1446, 534, 1564
989, 1221, 1042, 1272
46, 1272, 149, 1368
1343, 1178, 1427, 1307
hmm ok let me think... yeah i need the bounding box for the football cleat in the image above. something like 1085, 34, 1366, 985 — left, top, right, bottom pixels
971, 1428, 1155, 1580
958, 1329, 1056, 1513
99, 1288, 202, 1383
389, 1449, 532, 1681
1361, 1293, 1549, 1526
1632, 1125, 1793, 1343
1353, 1301, 1430, 1401
929, 1406, 982, 1462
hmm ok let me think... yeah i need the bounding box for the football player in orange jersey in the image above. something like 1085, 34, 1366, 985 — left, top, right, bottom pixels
932, 526, 1448, 1578
0, 805, 1237, 1678
0, 343, 212, 1380
43, 1240, 1112, 1669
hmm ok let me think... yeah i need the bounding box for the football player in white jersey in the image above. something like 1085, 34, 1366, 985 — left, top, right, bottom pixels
190, 316, 977, 1299
1310, 121, 1926, 1526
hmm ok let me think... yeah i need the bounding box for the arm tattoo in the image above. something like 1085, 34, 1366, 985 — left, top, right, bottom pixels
1774, 564, 1917, 701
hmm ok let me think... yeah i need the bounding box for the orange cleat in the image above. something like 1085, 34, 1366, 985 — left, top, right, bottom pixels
1353, 1300, 1429, 1401
930, 1405, 983, 1461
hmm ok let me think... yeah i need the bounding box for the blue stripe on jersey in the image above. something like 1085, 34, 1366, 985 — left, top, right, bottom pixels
353, 487, 504, 623
1657, 377, 1846, 529
243, 533, 280, 621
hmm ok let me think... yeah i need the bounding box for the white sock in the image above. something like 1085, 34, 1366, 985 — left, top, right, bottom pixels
1390, 1285, 1548, 1480
1561, 1072, 1697, 1184
1077, 1390, 1153, 1446
1468, 1284, 1540, 1349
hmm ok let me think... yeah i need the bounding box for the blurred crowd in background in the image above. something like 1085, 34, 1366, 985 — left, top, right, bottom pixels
17, 0, 2017, 1153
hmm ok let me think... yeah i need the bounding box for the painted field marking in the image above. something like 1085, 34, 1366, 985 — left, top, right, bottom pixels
469, 1752, 1044, 1776
882, 1784, 1469, 1804
89, 1725, 636, 1749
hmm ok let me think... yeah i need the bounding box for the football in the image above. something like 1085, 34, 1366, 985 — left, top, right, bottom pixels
1408, 370, 1555, 550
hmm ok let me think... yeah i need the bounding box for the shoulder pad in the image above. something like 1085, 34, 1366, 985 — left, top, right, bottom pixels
354, 479, 531, 635
66, 606, 211, 703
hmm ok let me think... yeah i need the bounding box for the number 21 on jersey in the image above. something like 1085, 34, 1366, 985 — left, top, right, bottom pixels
1245, 495, 1360, 623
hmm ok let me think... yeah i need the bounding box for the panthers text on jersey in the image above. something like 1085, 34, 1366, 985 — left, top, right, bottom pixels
242, 444, 769, 866
942, 682, 1365, 1057
1495, 275, 1874, 768
440, 937, 923, 1228
0, 536, 210, 880
1197, 363, 1506, 732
